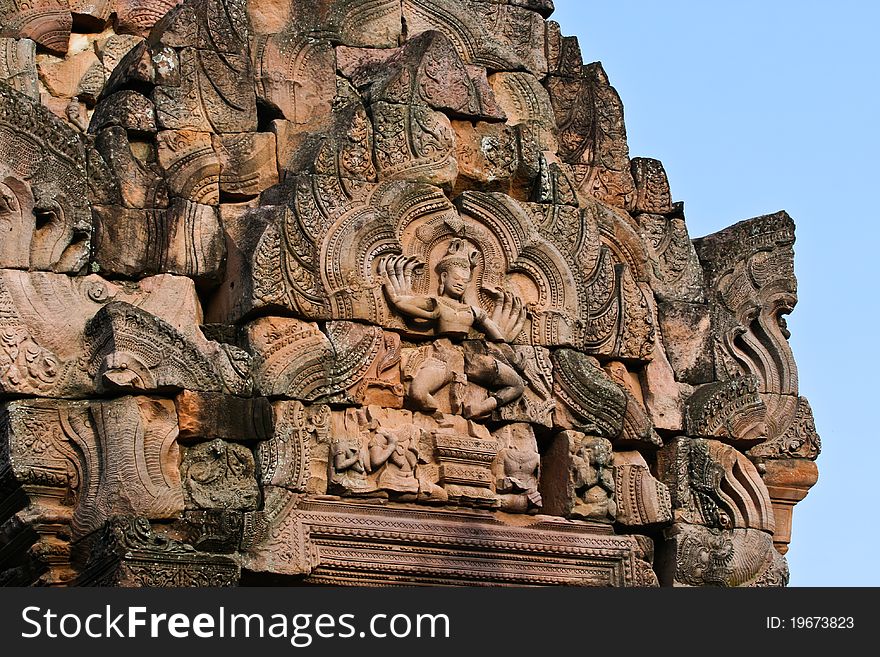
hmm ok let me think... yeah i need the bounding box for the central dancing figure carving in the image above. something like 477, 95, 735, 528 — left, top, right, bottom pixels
379, 238, 528, 418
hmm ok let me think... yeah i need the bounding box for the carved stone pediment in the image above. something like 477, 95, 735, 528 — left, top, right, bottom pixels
0, 0, 816, 588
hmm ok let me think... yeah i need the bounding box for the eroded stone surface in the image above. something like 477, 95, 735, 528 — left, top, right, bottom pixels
0, 0, 817, 588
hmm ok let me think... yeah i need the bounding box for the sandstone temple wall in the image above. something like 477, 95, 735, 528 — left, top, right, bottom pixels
0, 0, 818, 586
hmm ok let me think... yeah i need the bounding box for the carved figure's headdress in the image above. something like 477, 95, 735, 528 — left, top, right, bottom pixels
435, 238, 479, 274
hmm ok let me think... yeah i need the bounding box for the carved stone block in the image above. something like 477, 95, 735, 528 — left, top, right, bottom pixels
37, 47, 103, 101
551, 349, 626, 438
74, 517, 239, 587
540, 430, 615, 522
642, 325, 685, 428
491, 423, 541, 513
694, 211, 798, 402
544, 20, 582, 78
2, 397, 185, 539
256, 400, 330, 494
95, 33, 144, 80
0, 0, 71, 56
639, 213, 705, 304
155, 129, 220, 203
91, 98, 159, 143
402, 0, 547, 74
181, 439, 259, 510
749, 396, 820, 460
89, 126, 164, 210
489, 71, 556, 127
657, 437, 775, 534
658, 523, 788, 587
273, 93, 378, 181
467, 343, 555, 427
631, 157, 674, 215
175, 510, 244, 554
685, 377, 767, 445
92, 199, 226, 282
203, 203, 287, 323
428, 413, 496, 507
657, 301, 714, 385
213, 131, 279, 199
253, 33, 336, 126
602, 360, 662, 447
145, 0, 248, 53
546, 63, 634, 209
612, 451, 672, 527
85, 300, 251, 395
0, 82, 91, 273
325, 321, 404, 408
0, 37, 37, 98
452, 120, 518, 189
360, 30, 505, 122
154, 47, 256, 133
115, 0, 184, 37
245, 316, 335, 400
372, 101, 458, 187
247, 0, 403, 48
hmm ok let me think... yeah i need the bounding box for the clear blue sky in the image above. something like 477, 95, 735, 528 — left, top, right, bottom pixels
551, 0, 880, 586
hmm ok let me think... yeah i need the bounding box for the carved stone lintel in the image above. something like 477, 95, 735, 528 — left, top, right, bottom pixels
241, 498, 652, 586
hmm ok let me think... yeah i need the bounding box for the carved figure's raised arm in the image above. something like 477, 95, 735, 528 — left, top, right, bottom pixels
480, 288, 528, 342
378, 254, 439, 320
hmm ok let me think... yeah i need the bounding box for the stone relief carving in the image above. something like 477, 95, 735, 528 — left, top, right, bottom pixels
658, 437, 775, 534
491, 423, 541, 513
181, 439, 260, 510
541, 430, 616, 522
0, 0, 815, 588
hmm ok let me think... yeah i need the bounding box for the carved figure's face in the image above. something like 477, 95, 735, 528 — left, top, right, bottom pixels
440, 264, 471, 299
